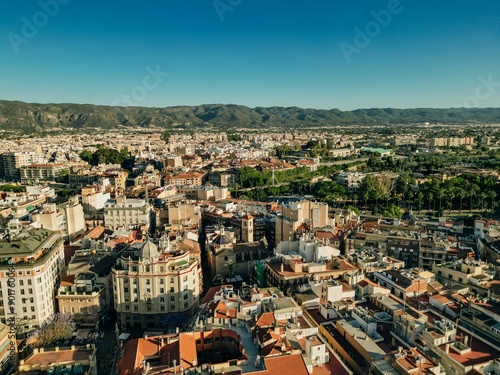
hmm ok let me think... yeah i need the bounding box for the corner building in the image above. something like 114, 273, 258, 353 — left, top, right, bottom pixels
112, 237, 201, 330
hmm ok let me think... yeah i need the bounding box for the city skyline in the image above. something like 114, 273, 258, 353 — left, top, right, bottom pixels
1, 0, 499, 110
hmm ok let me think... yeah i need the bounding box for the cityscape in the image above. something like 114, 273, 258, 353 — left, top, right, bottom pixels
1, 1, 500, 375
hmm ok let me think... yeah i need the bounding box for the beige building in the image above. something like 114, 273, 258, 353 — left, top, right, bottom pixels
0, 228, 65, 332
103, 196, 150, 230
276, 200, 329, 245
57, 273, 106, 325
81, 187, 111, 214
0, 152, 36, 180
167, 203, 200, 225
165, 155, 182, 168
20, 163, 67, 184
33, 200, 85, 241
19, 345, 97, 375
112, 237, 201, 330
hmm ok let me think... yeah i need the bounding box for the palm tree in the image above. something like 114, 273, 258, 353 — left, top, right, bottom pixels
224, 259, 235, 277
446, 190, 455, 214
352, 193, 359, 208
427, 192, 434, 213
488, 190, 497, 211
454, 187, 466, 213
479, 192, 488, 212
360, 190, 369, 210
414, 192, 423, 214
436, 187, 445, 212
465, 183, 479, 213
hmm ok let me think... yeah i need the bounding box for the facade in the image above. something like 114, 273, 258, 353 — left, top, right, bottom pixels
33, 201, 85, 241
275, 200, 329, 245
0, 322, 12, 375
103, 196, 150, 230
20, 164, 67, 184
56, 273, 106, 324
164, 172, 204, 186
0, 152, 35, 180
0, 228, 65, 332
81, 187, 111, 214
18, 345, 97, 375
112, 237, 201, 330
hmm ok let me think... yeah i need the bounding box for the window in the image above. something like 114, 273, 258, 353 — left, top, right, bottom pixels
183, 294, 188, 300
124, 287, 129, 293
19, 280, 24, 286
125, 305, 130, 310
170, 296, 175, 301
160, 297, 165, 302
459, 277, 463, 283
170, 287, 174, 293
160, 279, 164, 284
134, 306, 138, 311
146, 279, 151, 285
28, 279, 32, 285
160, 288, 164, 293
171, 305, 175, 310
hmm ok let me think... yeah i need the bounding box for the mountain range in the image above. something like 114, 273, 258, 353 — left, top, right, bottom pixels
0, 100, 499, 131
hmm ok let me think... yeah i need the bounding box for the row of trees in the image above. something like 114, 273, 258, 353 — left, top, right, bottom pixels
0, 184, 25, 192
80, 147, 129, 166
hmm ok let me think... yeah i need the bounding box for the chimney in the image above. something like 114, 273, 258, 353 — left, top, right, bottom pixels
281, 340, 286, 352
445, 343, 449, 353
281, 263, 284, 272
193, 357, 197, 367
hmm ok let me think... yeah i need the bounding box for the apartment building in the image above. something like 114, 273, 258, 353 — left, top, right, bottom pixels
373, 269, 427, 300
0, 152, 36, 180
20, 163, 67, 184
0, 228, 65, 332
33, 200, 85, 241
112, 237, 201, 330
164, 172, 204, 186
432, 260, 494, 289
81, 186, 111, 214
275, 200, 329, 245
336, 172, 366, 192
103, 196, 150, 230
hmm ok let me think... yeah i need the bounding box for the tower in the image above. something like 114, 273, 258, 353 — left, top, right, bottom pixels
242, 214, 254, 243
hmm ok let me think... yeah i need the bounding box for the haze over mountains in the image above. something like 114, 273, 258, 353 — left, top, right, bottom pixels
0, 100, 499, 131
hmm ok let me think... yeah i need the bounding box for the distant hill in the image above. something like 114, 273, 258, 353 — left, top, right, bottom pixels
0, 100, 499, 131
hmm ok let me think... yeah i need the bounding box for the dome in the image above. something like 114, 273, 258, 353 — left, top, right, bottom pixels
213, 234, 231, 246
140, 239, 159, 260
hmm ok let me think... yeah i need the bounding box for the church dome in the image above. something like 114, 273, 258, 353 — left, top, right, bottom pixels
140, 239, 159, 259
213, 234, 231, 246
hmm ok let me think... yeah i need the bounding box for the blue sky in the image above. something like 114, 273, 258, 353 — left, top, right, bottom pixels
0, 0, 499, 110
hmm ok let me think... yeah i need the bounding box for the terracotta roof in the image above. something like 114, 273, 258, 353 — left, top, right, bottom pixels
256, 313, 275, 327
247, 353, 309, 375
61, 274, 75, 286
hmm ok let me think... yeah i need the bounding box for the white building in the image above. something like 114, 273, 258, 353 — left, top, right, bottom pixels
276, 234, 340, 263
112, 236, 201, 330
103, 196, 150, 230
33, 201, 85, 241
0, 228, 65, 332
